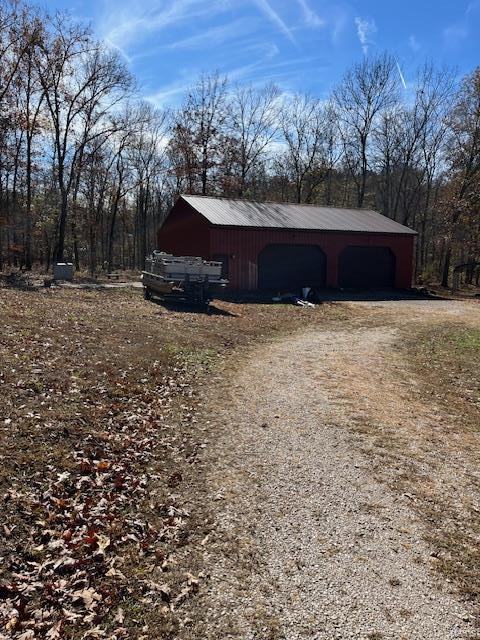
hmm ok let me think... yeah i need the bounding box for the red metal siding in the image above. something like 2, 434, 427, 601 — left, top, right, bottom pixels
209, 227, 415, 290
157, 200, 210, 257
156, 202, 415, 291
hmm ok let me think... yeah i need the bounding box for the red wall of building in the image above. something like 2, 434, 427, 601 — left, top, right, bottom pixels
157, 200, 211, 257
156, 201, 415, 290
209, 227, 414, 290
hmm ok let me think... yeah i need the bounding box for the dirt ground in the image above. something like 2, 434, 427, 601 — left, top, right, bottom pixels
1, 284, 479, 639
0, 285, 347, 639
187, 299, 480, 639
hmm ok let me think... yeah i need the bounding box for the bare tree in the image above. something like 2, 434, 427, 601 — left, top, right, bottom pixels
171, 73, 228, 195
441, 67, 480, 287
334, 53, 398, 207
129, 102, 168, 270
17, 11, 46, 269
37, 16, 132, 263
0, 1, 41, 106
0, 1, 44, 269
229, 83, 280, 197
0, 0, 477, 289
278, 94, 332, 203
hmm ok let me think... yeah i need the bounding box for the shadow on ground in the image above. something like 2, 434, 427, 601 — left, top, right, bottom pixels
312, 288, 448, 302
151, 297, 237, 316
216, 288, 449, 304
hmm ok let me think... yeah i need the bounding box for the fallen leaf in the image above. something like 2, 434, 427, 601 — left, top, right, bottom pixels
72, 587, 102, 610
46, 621, 63, 639
95, 534, 110, 555
113, 607, 125, 624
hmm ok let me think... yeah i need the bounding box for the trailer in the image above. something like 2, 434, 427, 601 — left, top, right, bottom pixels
142, 252, 227, 308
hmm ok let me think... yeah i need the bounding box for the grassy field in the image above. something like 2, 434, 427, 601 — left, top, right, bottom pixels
0, 284, 347, 639
402, 320, 480, 605
1, 283, 479, 638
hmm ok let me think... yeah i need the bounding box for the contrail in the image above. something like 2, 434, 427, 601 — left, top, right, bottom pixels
254, 0, 296, 44
395, 58, 407, 89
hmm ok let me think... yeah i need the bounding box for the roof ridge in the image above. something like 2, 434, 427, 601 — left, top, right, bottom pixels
180, 194, 377, 213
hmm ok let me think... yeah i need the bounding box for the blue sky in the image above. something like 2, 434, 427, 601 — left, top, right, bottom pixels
45, 0, 479, 106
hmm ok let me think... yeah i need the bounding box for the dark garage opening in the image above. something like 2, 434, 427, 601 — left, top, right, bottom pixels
339, 246, 396, 288
258, 244, 326, 291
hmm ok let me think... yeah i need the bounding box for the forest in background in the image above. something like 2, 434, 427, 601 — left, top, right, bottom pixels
0, 0, 478, 287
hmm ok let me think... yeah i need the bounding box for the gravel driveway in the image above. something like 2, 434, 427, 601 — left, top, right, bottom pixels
191, 301, 477, 640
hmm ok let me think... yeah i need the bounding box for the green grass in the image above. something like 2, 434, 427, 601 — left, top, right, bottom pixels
163, 343, 218, 369
455, 329, 480, 352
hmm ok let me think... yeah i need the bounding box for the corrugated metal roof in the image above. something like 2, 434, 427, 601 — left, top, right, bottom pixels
180, 195, 416, 235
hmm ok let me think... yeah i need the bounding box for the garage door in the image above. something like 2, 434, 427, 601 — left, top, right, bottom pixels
339, 246, 395, 288
258, 244, 326, 291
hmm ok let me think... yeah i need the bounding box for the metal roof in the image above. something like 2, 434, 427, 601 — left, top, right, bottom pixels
180, 195, 416, 235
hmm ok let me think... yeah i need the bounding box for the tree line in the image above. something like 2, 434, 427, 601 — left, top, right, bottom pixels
0, 0, 478, 286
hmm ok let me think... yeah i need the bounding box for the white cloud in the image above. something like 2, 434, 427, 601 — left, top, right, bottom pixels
297, 0, 325, 28
146, 76, 198, 108
443, 23, 468, 45
466, 0, 480, 15
330, 8, 348, 43
145, 54, 270, 108
241, 40, 281, 61
100, 0, 232, 53
408, 34, 420, 52
145, 49, 325, 108
253, 0, 296, 43
265, 42, 281, 58
168, 18, 256, 50
443, 2, 478, 46
354, 16, 377, 55
104, 38, 133, 64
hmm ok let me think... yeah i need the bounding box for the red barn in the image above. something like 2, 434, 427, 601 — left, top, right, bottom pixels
157, 195, 416, 291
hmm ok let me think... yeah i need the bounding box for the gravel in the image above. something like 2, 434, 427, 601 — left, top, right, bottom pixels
194, 318, 474, 639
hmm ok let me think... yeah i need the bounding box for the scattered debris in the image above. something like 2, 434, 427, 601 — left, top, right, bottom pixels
295, 298, 315, 308
272, 294, 316, 308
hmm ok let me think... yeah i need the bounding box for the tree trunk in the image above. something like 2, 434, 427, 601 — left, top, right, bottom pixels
441, 244, 451, 288
55, 182, 68, 264
358, 140, 368, 207
71, 212, 80, 271
25, 133, 33, 270
89, 223, 96, 277
107, 187, 122, 272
